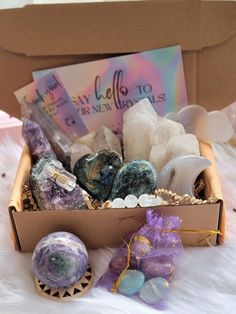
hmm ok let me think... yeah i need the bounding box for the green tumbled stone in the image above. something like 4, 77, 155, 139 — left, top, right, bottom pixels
118, 270, 145, 296
110, 160, 157, 200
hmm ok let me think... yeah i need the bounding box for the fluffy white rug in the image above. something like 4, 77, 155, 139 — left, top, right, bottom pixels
1, 135, 236, 314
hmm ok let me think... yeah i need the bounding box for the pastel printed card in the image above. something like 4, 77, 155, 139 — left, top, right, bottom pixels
33, 46, 188, 136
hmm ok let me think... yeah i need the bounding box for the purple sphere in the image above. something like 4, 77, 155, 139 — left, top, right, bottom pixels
32, 232, 88, 288
141, 255, 175, 281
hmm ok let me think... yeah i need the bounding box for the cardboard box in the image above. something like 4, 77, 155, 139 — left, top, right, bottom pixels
0, 0, 236, 118
8, 141, 225, 252
0, 0, 231, 251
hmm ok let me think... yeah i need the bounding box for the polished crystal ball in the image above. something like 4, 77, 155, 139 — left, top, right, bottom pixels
32, 232, 89, 288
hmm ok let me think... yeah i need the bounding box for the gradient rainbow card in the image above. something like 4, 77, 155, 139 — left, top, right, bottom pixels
33, 46, 188, 136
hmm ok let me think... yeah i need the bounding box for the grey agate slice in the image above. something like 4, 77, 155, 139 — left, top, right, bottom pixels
22, 119, 56, 162
110, 160, 158, 200
30, 156, 86, 210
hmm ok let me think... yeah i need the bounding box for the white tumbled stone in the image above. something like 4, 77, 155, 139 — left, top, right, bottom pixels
112, 198, 126, 208
124, 194, 138, 208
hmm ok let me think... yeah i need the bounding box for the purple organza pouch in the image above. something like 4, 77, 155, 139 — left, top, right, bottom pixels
97, 209, 183, 309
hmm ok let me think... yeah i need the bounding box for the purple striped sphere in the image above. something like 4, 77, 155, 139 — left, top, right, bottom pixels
32, 232, 88, 288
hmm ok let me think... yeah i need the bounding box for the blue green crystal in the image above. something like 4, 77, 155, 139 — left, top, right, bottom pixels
110, 160, 157, 200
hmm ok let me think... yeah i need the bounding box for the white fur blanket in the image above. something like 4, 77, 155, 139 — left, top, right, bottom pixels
1, 136, 236, 314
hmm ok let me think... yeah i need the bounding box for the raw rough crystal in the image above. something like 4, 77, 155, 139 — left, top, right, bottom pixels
32, 231, 88, 288
110, 160, 157, 200
73, 150, 122, 200
123, 99, 200, 173
78, 131, 96, 147
150, 118, 185, 146
166, 134, 200, 161
90, 126, 122, 155
149, 144, 168, 172
30, 156, 86, 210
69, 142, 93, 171
22, 119, 56, 162
123, 99, 158, 161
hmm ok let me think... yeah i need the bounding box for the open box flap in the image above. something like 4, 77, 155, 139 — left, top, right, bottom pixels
0, 0, 235, 56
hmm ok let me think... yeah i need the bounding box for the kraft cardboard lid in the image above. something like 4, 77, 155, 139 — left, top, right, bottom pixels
0, 0, 235, 56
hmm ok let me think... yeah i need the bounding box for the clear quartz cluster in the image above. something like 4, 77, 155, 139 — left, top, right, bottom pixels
123, 98, 200, 172
69, 125, 122, 171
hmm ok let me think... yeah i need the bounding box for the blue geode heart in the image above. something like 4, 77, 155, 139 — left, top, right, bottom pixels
73, 150, 122, 200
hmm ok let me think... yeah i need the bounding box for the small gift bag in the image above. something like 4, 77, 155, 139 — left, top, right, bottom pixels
97, 209, 183, 309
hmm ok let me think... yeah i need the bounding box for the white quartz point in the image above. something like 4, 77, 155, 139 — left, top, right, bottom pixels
166, 134, 200, 161
138, 194, 163, 207
112, 198, 126, 208
91, 126, 122, 155
124, 194, 138, 208
78, 131, 96, 147
123, 98, 158, 161
149, 144, 168, 172
150, 119, 185, 146
70, 143, 93, 171
157, 155, 211, 196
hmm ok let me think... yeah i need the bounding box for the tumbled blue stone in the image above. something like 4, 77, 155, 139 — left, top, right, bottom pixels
110, 160, 157, 200
32, 232, 88, 288
30, 156, 86, 210
22, 119, 56, 162
118, 270, 145, 296
73, 150, 122, 200
139, 277, 169, 305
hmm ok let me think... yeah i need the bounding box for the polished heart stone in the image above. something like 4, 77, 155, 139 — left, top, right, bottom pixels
139, 277, 169, 305
141, 256, 175, 281
32, 232, 88, 288
118, 270, 145, 296
73, 150, 122, 200
110, 160, 157, 200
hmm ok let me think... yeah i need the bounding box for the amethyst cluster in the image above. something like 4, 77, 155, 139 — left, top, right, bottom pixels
30, 156, 86, 210
22, 119, 86, 210
32, 232, 88, 288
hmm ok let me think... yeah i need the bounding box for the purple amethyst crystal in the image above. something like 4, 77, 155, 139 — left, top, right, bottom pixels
22, 119, 56, 162
32, 232, 89, 288
30, 156, 86, 210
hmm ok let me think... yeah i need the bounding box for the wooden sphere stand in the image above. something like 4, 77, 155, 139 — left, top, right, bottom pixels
35, 265, 93, 302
